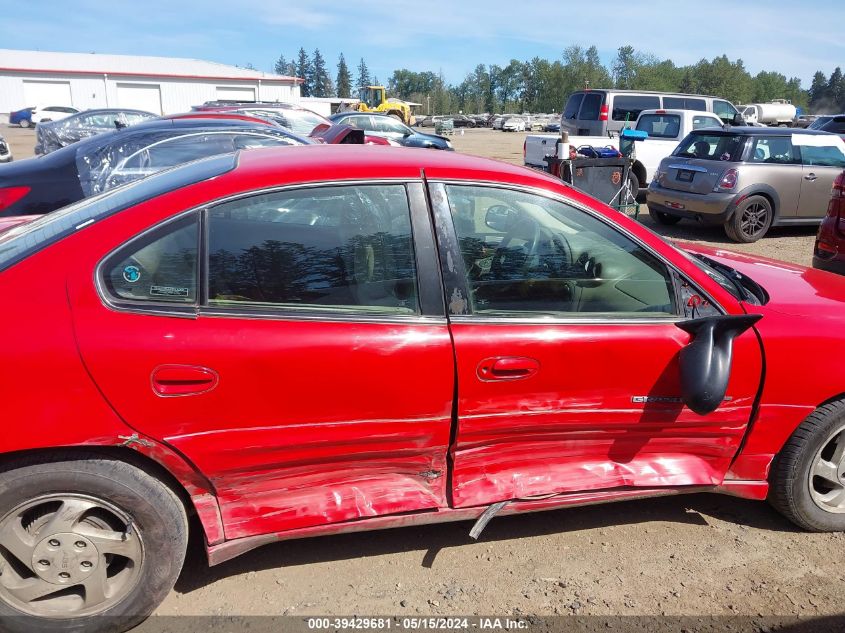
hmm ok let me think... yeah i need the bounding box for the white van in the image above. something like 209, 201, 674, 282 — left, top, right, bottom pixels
560, 90, 743, 136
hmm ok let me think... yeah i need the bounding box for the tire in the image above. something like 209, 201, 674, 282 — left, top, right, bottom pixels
770, 400, 845, 531
648, 207, 681, 225
626, 172, 640, 202
19, 119, 30, 129
724, 195, 773, 243
0, 454, 188, 633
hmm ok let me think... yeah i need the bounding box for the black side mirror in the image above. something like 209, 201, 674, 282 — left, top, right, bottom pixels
731, 113, 745, 126
675, 314, 761, 415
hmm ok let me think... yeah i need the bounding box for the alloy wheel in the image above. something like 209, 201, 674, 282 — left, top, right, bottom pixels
808, 423, 845, 513
0, 494, 144, 618
739, 202, 770, 239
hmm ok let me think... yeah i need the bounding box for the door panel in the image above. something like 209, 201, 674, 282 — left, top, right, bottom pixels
449, 322, 761, 507
71, 183, 454, 540
436, 183, 763, 508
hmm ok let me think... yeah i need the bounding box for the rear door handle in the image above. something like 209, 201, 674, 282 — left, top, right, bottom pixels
151, 364, 219, 397
805, 173, 818, 181
477, 357, 540, 381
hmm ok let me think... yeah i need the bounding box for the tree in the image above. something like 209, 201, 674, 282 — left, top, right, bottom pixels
336, 53, 352, 98
311, 49, 333, 97
808, 71, 828, 110
356, 58, 370, 91
273, 54, 289, 76
613, 45, 638, 89
295, 48, 312, 97
828, 67, 845, 110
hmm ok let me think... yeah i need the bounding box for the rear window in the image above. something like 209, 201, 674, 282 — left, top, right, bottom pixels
663, 97, 707, 111
0, 154, 236, 273
579, 93, 603, 121
636, 114, 681, 138
612, 95, 660, 122
563, 93, 585, 119
674, 133, 746, 161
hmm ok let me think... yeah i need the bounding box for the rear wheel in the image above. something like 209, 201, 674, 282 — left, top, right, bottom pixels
648, 207, 681, 225
19, 119, 30, 129
0, 455, 188, 633
724, 195, 773, 243
770, 400, 845, 531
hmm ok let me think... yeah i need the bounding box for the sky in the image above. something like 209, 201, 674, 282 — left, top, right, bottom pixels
2, 0, 843, 87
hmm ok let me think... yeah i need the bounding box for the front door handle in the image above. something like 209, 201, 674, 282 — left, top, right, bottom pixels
151, 364, 219, 397
805, 173, 818, 182
477, 357, 540, 381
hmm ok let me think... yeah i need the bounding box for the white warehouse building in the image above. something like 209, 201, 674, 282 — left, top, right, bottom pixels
0, 49, 302, 116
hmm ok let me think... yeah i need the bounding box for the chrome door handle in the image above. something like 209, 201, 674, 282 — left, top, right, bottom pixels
805, 173, 818, 182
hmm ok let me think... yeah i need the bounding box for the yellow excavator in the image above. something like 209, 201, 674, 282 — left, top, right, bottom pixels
355, 86, 414, 126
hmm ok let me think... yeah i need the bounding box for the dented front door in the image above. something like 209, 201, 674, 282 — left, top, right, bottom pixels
431, 183, 762, 508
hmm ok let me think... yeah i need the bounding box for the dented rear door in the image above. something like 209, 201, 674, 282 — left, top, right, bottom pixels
71, 182, 454, 540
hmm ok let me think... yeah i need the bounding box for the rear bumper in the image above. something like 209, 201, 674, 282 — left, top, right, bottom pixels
647, 183, 736, 225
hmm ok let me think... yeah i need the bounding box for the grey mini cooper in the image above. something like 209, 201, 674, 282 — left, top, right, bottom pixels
647, 127, 845, 242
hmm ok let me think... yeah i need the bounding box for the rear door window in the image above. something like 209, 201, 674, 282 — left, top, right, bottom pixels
663, 97, 706, 111
578, 93, 603, 121
563, 93, 584, 119
206, 185, 419, 315
820, 117, 845, 135
611, 95, 660, 122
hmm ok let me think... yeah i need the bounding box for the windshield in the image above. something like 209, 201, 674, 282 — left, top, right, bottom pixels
0, 154, 237, 273
673, 132, 746, 161
808, 116, 833, 130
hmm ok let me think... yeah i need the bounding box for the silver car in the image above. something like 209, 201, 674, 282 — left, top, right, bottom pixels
0, 134, 11, 163
647, 128, 845, 242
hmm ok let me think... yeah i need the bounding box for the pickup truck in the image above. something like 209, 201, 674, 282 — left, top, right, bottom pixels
524, 109, 725, 196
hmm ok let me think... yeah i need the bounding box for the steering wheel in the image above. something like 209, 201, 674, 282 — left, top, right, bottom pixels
490, 214, 541, 279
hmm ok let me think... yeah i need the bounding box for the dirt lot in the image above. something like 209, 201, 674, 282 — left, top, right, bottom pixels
4, 124, 841, 628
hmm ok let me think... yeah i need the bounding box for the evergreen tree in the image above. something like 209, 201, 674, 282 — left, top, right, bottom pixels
296, 47, 312, 97
311, 49, 334, 97
357, 58, 371, 91
828, 67, 845, 110
336, 53, 352, 98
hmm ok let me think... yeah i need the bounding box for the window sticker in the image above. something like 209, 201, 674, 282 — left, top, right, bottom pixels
122, 265, 141, 283
149, 286, 190, 298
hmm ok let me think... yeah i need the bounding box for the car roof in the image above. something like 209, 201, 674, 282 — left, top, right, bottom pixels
570, 89, 726, 99
695, 127, 839, 137
227, 144, 558, 190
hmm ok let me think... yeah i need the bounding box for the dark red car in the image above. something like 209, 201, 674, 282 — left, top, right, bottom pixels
813, 169, 845, 275
1, 146, 845, 632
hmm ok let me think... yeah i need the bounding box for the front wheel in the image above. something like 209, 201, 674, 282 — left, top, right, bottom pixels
19, 119, 30, 129
0, 454, 188, 633
724, 195, 773, 243
770, 400, 845, 531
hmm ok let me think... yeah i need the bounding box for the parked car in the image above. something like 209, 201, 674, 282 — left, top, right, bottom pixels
193, 102, 329, 137
794, 114, 819, 129
561, 89, 742, 137
34, 109, 158, 155
491, 116, 505, 130
8, 107, 35, 128
813, 169, 845, 275
27, 105, 80, 127
328, 112, 453, 150
808, 115, 845, 138
647, 127, 845, 242
544, 120, 561, 133
0, 134, 12, 163
0, 118, 311, 217
502, 117, 526, 132
2, 145, 845, 631
450, 115, 477, 128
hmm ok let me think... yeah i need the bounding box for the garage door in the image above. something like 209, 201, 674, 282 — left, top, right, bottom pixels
116, 83, 162, 115
216, 86, 256, 102
23, 80, 72, 107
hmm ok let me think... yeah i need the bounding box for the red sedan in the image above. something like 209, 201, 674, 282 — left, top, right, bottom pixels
1, 146, 845, 631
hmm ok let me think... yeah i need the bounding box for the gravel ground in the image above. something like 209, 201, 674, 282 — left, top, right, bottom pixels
3, 123, 841, 628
